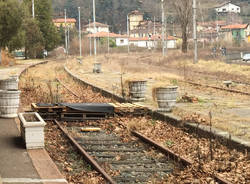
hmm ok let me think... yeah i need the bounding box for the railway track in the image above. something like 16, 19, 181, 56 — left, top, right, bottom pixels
20, 60, 246, 184
55, 120, 175, 184
53, 77, 233, 184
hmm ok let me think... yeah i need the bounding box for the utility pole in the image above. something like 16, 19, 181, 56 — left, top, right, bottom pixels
161, 0, 165, 57
193, 0, 198, 63
216, 12, 219, 43
64, 9, 68, 56
93, 0, 97, 61
154, 16, 156, 50
89, 19, 92, 56
198, 1, 205, 48
67, 25, 70, 54
78, 7, 82, 58
32, 0, 35, 19
108, 28, 110, 54
127, 14, 130, 54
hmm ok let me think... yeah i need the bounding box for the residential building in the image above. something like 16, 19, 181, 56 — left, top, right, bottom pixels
215, 1, 240, 14
197, 21, 226, 32
129, 35, 178, 49
87, 32, 128, 47
83, 22, 109, 33
130, 20, 162, 38
53, 18, 76, 28
128, 10, 144, 31
127, 10, 180, 38
87, 32, 178, 49
220, 24, 250, 43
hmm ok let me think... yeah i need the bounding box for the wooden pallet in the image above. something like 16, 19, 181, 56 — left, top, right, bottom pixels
60, 112, 108, 121
108, 103, 148, 115
31, 103, 66, 113
32, 103, 113, 121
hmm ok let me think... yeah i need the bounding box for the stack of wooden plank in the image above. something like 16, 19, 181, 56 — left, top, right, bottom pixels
108, 103, 148, 115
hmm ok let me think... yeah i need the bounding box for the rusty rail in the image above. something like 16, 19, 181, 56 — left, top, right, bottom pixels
184, 80, 250, 96
132, 131, 232, 184
132, 131, 193, 166
56, 78, 81, 99
54, 120, 116, 184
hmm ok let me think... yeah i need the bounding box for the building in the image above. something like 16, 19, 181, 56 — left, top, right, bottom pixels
130, 20, 162, 38
128, 10, 144, 31
53, 18, 76, 29
83, 22, 109, 33
87, 32, 128, 47
220, 24, 250, 43
129, 35, 178, 49
215, 1, 240, 14
197, 21, 226, 32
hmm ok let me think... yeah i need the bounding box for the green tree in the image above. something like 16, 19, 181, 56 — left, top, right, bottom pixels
23, 18, 44, 58
7, 29, 25, 53
23, 0, 60, 51
0, 0, 22, 63
35, 0, 60, 51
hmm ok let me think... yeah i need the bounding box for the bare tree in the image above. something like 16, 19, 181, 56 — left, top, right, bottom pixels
171, 0, 192, 53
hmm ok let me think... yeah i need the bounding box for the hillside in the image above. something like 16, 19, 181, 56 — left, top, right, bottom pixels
52, 0, 250, 33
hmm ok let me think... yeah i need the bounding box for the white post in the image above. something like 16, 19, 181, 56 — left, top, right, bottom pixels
127, 14, 130, 54
193, 0, 198, 63
93, 0, 97, 61
78, 7, 82, 58
89, 19, 92, 56
64, 9, 68, 55
32, 0, 35, 19
161, 0, 165, 57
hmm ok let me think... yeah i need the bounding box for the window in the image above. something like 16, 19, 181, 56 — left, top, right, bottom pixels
222, 8, 226, 11
232, 8, 234, 10
120, 39, 124, 43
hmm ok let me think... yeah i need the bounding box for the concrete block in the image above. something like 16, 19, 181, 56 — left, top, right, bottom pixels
18, 112, 46, 149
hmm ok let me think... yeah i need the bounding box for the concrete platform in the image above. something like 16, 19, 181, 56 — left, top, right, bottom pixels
0, 118, 67, 184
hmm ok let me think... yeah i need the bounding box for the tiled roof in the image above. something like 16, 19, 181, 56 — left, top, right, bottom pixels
87, 32, 128, 38
53, 18, 76, 23
221, 24, 248, 29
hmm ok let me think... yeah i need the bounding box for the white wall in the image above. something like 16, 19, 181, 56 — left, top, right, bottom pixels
116, 38, 129, 46
86, 27, 109, 33
130, 40, 176, 49
216, 3, 240, 13
167, 40, 177, 49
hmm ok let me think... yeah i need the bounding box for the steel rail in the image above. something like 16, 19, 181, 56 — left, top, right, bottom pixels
56, 78, 81, 99
54, 120, 116, 184
132, 131, 233, 184
132, 131, 193, 166
183, 80, 250, 96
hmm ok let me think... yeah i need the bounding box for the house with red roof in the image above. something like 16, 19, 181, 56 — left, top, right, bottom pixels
129, 35, 178, 49
221, 24, 250, 43
87, 32, 178, 49
87, 32, 129, 47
